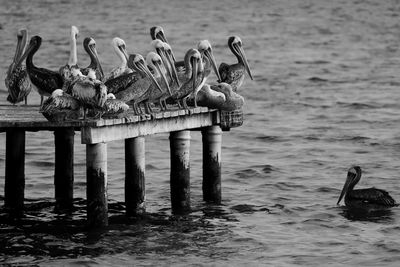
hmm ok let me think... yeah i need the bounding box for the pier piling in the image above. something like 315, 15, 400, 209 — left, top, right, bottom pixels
86, 142, 108, 227
54, 128, 75, 210
202, 126, 222, 203
125, 137, 146, 216
170, 130, 191, 214
5, 129, 25, 213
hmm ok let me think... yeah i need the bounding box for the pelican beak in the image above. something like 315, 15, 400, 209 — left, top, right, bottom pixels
92, 45, 104, 79
204, 49, 221, 82
235, 43, 253, 80
157, 48, 174, 83
337, 172, 356, 205
137, 60, 163, 93
15, 38, 35, 67
165, 50, 180, 87
154, 61, 171, 95
192, 57, 198, 94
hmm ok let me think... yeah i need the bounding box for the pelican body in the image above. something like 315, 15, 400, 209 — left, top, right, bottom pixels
104, 37, 132, 81
16, 36, 64, 105
218, 36, 253, 92
81, 37, 104, 81
337, 166, 396, 209
5, 29, 32, 104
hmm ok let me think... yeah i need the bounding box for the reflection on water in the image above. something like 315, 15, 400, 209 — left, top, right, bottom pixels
340, 207, 396, 223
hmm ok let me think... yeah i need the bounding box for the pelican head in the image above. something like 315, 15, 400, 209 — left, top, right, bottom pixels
71, 26, 79, 38
150, 26, 167, 42
51, 89, 64, 98
198, 39, 222, 82
337, 166, 362, 205
128, 53, 162, 93
106, 93, 116, 100
112, 37, 129, 61
228, 36, 253, 80
15, 35, 41, 67
146, 52, 171, 95
15, 28, 28, 62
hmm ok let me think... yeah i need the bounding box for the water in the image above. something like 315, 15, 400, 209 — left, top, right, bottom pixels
1, 0, 400, 265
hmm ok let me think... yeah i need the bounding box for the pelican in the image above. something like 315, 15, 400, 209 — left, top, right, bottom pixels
209, 82, 244, 111
40, 89, 80, 114
150, 26, 177, 63
198, 40, 222, 82
337, 166, 397, 209
96, 93, 129, 118
114, 54, 162, 114
195, 84, 226, 109
135, 52, 171, 113
16, 35, 63, 105
70, 69, 107, 119
59, 26, 81, 92
218, 36, 253, 92
104, 37, 132, 81
81, 37, 104, 81
5, 28, 32, 105
151, 39, 179, 87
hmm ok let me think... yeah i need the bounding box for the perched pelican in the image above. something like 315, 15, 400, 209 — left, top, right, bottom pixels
218, 36, 253, 91
195, 84, 226, 109
151, 39, 179, 86
114, 54, 162, 114
16, 36, 63, 105
150, 26, 177, 63
171, 48, 204, 109
59, 26, 81, 92
135, 52, 171, 113
95, 93, 129, 118
70, 69, 107, 119
337, 166, 397, 209
209, 82, 244, 111
197, 40, 222, 82
81, 37, 104, 81
40, 89, 80, 114
104, 37, 132, 81
5, 28, 32, 105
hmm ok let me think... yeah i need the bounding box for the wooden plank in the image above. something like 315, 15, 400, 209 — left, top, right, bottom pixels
81, 111, 219, 144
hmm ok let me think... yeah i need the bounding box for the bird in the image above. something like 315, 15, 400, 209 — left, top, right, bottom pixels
59, 26, 81, 93
16, 35, 64, 105
114, 53, 162, 114
95, 93, 130, 119
197, 40, 222, 82
209, 82, 244, 111
104, 37, 132, 81
150, 26, 177, 63
81, 37, 104, 81
337, 166, 397, 209
5, 28, 32, 105
195, 84, 226, 109
135, 52, 172, 113
218, 36, 253, 92
151, 39, 179, 87
40, 89, 80, 114
70, 69, 107, 119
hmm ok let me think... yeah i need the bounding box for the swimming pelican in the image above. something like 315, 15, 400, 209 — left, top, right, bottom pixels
218, 36, 253, 91
16, 35, 64, 105
150, 26, 177, 63
198, 40, 222, 82
135, 52, 171, 113
59, 26, 81, 92
104, 37, 132, 81
70, 69, 107, 119
5, 28, 32, 105
40, 89, 80, 114
337, 166, 397, 209
114, 54, 162, 114
81, 37, 104, 81
209, 82, 244, 111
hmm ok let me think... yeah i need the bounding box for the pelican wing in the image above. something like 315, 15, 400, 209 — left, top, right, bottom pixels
218, 63, 245, 85
349, 188, 396, 207
105, 72, 140, 94
29, 67, 64, 95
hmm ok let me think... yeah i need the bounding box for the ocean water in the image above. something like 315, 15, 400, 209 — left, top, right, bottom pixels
1, 0, 400, 266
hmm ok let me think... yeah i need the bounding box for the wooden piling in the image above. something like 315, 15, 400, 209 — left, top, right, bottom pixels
125, 137, 146, 216
202, 126, 222, 203
5, 129, 25, 213
170, 130, 191, 213
54, 128, 75, 210
86, 142, 108, 227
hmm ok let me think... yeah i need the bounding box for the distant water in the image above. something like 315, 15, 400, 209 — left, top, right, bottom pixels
1, 0, 400, 266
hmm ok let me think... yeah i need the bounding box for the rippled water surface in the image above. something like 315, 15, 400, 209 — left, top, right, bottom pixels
1, 0, 400, 266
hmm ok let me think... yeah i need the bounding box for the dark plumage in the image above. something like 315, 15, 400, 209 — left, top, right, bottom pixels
337, 166, 397, 209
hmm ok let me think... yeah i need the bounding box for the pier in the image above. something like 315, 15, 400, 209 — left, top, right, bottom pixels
0, 104, 241, 227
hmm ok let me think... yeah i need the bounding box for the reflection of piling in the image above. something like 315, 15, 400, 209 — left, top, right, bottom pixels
170, 130, 191, 214
86, 142, 108, 228
5, 129, 25, 213
202, 126, 222, 203
125, 137, 146, 216
54, 128, 74, 210
1, 106, 243, 228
